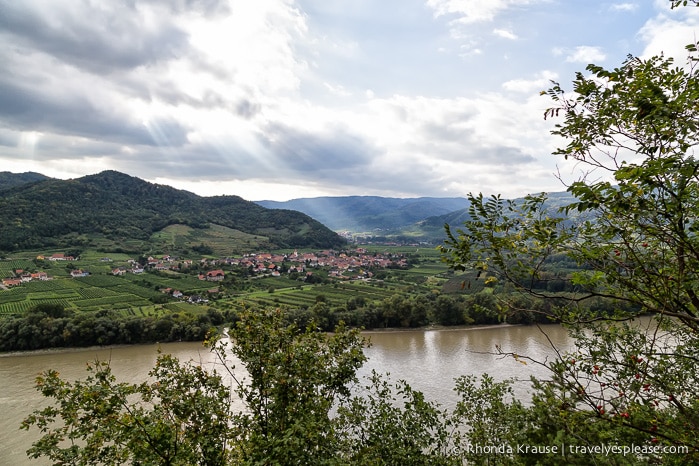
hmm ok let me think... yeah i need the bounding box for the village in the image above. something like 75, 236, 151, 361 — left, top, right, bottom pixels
1, 248, 411, 297
107, 248, 407, 279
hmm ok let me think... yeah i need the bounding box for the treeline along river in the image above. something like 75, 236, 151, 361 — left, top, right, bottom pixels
0, 324, 575, 465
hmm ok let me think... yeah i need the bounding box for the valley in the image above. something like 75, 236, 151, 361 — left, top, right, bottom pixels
0, 170, 575, 352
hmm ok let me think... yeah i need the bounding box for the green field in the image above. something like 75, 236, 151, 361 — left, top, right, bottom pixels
0, 245, 452, 318
150, 223, 270, 256
231, 281, 400, 309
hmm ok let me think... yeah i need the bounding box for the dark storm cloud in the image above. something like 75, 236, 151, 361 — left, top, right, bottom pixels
0, 77, 188, 147
260, 122, 378, 171
0, 1, 189, 74
0, 128, 19, 147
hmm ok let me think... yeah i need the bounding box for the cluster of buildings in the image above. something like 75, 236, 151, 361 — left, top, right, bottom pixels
200, 248, 408, 280
2, 270, 51, 287
2, 248, 409, 291
37, 253, 78, 261
2, 252, 91, 287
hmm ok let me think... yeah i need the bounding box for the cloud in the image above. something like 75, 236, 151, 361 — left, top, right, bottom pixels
0, 128, 20, 148
425, 0, 541, 64
346, 92, 557, 197
493, 28, 518, 40
2, 0, 681, 202
0, 74, 185, 147
425, 0, 545, 25
502, 71, 559, 93
323, 82, 353, 97
564, 46, 607, 63
610, 3, 639, 12
638, 5, 699, 62
258, 122, 378, 173
0, 2, 191, 74
149, 90, 557, 199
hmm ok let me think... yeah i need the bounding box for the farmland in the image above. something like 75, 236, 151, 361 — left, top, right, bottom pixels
0, 243, 573, 353
0, 245, 452, 319
234, 281, 402, 309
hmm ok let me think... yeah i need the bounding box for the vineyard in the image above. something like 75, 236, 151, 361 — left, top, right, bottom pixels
228, 281, 405, 310
0, 259, 35, 278
0, 275, 162, 315
0, 245, 452, 319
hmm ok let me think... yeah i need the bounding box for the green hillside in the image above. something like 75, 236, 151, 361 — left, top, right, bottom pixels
0, 171, 50, 191
0, 171, 345, 253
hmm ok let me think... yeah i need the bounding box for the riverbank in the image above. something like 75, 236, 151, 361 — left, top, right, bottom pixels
1, 324, 576, 466
0, 319, 548, 356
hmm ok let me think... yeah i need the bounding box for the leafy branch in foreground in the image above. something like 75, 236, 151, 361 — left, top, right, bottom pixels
440, 13, 699, 461
22, 353, 233, 465
208, 308, 368, 464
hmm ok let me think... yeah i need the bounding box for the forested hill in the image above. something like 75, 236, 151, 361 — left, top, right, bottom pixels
0, 171, 345, 252
0, 171, 50, 191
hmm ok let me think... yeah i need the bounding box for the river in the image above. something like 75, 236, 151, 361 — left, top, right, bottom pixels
0, 323, 575, 465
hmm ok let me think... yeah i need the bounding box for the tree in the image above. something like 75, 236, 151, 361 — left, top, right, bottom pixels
335, 370, 454, 465
23, 307, 475, 465
22, 353, 234, 465
212, 308, 367, 464
440, 3, 699, 461
22, 309, 371, 465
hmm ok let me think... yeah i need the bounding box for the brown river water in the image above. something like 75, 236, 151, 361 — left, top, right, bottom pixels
0, 324, 575, 465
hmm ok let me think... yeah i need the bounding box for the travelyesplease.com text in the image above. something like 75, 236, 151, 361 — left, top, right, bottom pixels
466, 443, 689, 457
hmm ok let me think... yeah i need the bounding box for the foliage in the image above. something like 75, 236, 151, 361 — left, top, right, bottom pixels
0, 306, 217, 350
211, 308, 367, 464
0, 170, 344, 252
440, 4, 699, 461
0, 171, 50, 191
25, 304, 697, 464
23, 308, 467, 465
22, 353, 233, 465
336, 370, 454, 465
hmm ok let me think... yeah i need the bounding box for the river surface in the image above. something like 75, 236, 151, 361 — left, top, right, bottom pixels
0, 323, 575, 465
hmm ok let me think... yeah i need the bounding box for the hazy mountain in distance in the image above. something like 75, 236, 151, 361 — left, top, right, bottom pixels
256, 196, 469, 231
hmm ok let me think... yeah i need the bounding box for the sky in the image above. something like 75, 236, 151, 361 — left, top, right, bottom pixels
1, 0, 697, 201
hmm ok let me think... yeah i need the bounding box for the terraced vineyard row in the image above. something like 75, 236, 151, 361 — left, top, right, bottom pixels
0, 275, 166, 316
76, 295, 152, 310
235, 282, 402, 310
76, 287, 116, 299
0, 259, 35, 275
0, 299, 72, 315
112, 284, 164, 300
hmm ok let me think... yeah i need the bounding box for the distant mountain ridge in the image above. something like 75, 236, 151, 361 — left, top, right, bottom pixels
258, 191, 580, 244
0, 171, 344, 252
414, 190, 580, 241
256, 196, 469, 231
0, 170, 579, 252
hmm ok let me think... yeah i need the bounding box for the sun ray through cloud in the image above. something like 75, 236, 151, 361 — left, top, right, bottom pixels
0, 0, 694, 200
